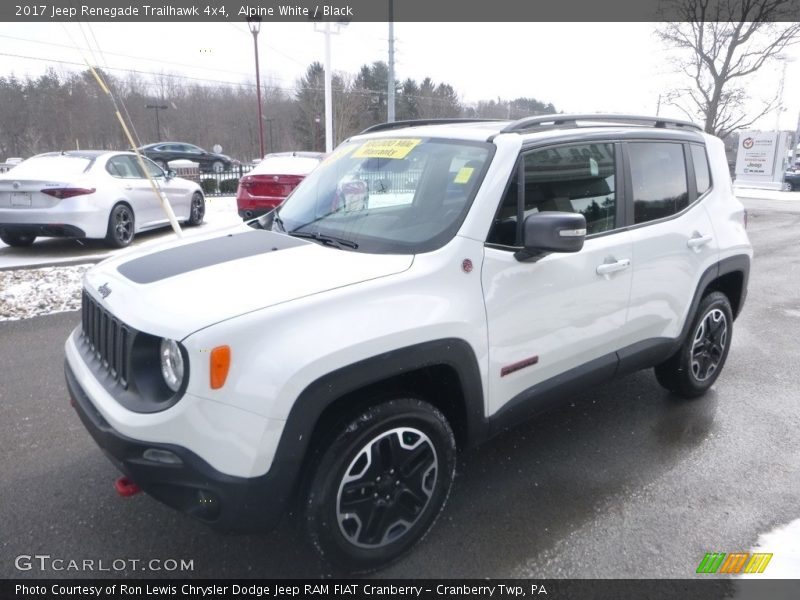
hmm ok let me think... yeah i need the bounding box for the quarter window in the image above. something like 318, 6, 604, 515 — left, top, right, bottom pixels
488, 142, 617, 246
629, 142, 689, 224
691, 144, 711, 196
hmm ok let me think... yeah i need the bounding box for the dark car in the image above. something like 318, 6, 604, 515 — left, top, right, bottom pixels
137, 142, 235, 173
236, 152, 324, 219
783, 170, 800, 191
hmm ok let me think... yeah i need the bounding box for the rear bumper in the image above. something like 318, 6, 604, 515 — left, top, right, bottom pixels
0, 222, 86, 238
236, 194, 283, 220
0, 204, 107, 238
65, 359, 292, 532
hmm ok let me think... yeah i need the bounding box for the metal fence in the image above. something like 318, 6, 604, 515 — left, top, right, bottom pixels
172, 164, 255, 196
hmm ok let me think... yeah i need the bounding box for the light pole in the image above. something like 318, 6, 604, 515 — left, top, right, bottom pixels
314, 21, 347, 152
248, 16, 266, 159
145, 103, 168, 140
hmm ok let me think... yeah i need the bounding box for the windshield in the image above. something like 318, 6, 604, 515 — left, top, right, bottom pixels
273, 137, 493, 254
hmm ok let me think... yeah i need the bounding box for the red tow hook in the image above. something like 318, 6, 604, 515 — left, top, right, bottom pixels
114, 476, 141, 497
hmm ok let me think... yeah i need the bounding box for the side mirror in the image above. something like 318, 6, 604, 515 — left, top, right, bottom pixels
514, 211, 586, 262
165, 169, 176, 180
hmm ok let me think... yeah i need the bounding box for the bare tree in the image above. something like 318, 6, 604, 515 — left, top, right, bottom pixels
659, 0, 800, 138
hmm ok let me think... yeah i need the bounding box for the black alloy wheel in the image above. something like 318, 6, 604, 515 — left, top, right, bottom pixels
105, 204, 135, 248
188, 192, 205, 226
655, 291, 734, 398
303, 398, 456, 572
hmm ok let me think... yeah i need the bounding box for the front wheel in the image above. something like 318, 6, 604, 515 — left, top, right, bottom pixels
783, 181, 794, 192
105, 204, 135, 248
187, 192, 205, 226
655, 291, 733, 398
303, 398, 456, 572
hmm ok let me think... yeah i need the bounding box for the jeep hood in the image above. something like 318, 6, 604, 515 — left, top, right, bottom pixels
83, 227, 413, 339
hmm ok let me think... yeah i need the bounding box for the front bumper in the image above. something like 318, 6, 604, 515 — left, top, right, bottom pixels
64, 319, 299, 533
65, 360, 293, 532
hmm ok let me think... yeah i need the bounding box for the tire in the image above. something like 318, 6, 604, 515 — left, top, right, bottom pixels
783, 181, 794, 192
105, 204, 135, 248
655, 291, 733, 398
303, 398, 456, 572
187, 192, 205, 226
0, 231, 36, 247
212, 161, 225, 173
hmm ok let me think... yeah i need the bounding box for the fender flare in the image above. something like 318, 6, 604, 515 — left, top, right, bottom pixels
266, 338, 486, 511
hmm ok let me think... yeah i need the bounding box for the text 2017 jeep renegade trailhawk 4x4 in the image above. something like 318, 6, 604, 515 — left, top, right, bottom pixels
65, 115, 751, 570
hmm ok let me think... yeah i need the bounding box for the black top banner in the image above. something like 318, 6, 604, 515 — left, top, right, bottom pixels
3, 0, 800, 22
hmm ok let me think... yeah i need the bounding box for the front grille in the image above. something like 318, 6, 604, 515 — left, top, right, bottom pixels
81, 290, 131, 388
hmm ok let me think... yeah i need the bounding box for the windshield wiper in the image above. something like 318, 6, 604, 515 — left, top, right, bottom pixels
289, 230, 359, 250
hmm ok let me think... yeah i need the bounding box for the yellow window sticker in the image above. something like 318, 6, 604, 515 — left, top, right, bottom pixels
454, 166, 474, 184
352, 138, 422, 160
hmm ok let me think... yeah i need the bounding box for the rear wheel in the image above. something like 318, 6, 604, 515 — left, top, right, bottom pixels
105, 204, 135, 248
303, 398, 456, 572
0, 231, 36, 247
187, 192, 205, 226
655, 291, 733, 398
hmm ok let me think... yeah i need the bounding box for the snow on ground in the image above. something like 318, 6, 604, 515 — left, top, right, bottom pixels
0, 264, 91, 321
737, 518, 800, 579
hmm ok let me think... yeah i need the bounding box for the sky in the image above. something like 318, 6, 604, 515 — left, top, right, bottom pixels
2, 21, 800, 132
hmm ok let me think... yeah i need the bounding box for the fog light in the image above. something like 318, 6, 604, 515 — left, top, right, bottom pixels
143, 448, 183, 465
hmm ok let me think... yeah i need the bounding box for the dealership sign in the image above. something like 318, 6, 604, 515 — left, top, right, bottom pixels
735, 131, 779, 176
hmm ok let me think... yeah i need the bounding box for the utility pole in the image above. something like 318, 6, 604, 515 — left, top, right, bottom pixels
248, 16, 266, 158
145, 103, 168, 140
315, 21, 346, 152
388, 0, 395, 122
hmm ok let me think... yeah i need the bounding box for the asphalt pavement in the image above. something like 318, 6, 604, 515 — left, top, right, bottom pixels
0, 196, 242, 270
0, 205, 798, 580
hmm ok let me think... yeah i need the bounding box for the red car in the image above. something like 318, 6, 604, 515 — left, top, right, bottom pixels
236, 152, 324, 219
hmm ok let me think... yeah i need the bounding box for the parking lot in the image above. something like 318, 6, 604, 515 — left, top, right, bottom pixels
0, 197, 798, 579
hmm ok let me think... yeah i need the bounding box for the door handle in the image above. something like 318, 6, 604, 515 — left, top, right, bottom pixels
596, 258, 631, 279
123, 185, 133, 190
687, 234, 713, 251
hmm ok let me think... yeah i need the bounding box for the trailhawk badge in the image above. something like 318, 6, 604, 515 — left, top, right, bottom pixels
97, 283, 112, 299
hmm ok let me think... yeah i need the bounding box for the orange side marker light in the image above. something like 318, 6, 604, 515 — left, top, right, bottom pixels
210, 345, 231, 389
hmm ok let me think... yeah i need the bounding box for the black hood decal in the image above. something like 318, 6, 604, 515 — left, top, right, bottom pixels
117, 229, 306, 284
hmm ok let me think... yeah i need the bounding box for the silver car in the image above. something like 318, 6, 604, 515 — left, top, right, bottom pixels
0, 150, 205, 247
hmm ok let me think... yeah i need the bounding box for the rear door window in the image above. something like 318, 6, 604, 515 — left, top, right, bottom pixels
628, 142, 689, 224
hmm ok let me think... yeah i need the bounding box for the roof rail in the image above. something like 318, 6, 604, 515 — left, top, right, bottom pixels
500, 114, 702, 134
360, 118, 503, 134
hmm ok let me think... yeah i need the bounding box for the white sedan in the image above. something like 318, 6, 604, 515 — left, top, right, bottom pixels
0, 151, 205, 247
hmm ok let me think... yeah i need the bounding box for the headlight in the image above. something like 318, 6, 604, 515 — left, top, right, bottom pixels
160, 338, 185, 393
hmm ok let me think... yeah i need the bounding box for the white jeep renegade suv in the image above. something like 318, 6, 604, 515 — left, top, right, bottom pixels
65, 115, 751, 571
